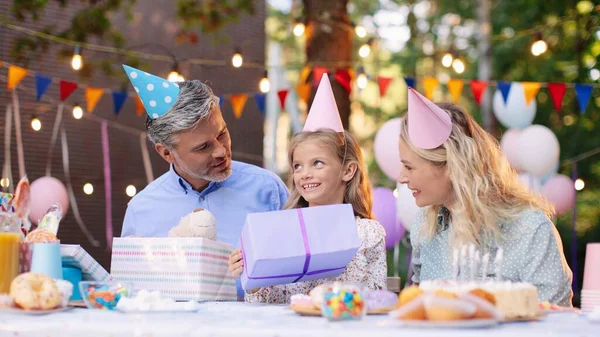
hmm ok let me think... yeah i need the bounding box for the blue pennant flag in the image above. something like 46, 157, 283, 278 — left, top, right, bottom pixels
254, 93, 266, 116
497, 81, 512, 105
218, 95, 224, 109
112, 91, 128, 116
574, 84, 593, 114
35, 74, 52, 101
404, 77, 416, 89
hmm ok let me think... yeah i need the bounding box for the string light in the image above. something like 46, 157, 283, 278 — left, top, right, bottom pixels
293, 20, 305, 36
452, 58, 465, 74
259, 70, 270, 93
355, 25, 367, 38
0, 178, 9, 188
358, 43, 371, 58
126, 185, 137, 197
575, 178, 585, 191
71, 45, 83, 70
393, 188, 398, 198
356, 67, 368, 89
31, 115, 41, 131
232, 48, 243, 68
72, 104, 83, 119
167, 62, 184, 82
531, 32, 548, 56
442, 52, 454, 68
83, 183, 94, 195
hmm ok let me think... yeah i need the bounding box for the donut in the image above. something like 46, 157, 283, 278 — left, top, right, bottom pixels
423, 294, 476, 321
10, 273, 62, 310
290, 294, 315, 310
0, 294, 14, 308
460, 292, 503, 320
363, 289, 397, 312
309, 285, 326, 309
25, 229, 59, 243
391, 295, 427, 320
397, 285, 424, 307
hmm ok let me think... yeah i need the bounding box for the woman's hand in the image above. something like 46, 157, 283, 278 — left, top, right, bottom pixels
228, 248, 244, 278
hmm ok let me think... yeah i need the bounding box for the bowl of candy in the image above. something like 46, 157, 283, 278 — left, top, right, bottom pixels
320, 282, 367, 321
79, 281, 133, 310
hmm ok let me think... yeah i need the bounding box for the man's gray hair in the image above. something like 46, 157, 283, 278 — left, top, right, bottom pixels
146, 80, 218, 149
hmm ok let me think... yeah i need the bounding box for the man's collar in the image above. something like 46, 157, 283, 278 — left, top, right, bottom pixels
167, 164, 223, 195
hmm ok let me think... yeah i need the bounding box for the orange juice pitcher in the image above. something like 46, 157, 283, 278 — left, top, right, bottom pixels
0, 217, 22, 293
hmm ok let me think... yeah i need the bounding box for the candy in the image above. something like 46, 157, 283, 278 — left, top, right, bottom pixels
320, 283, 365, 321
83, 283, 129, 310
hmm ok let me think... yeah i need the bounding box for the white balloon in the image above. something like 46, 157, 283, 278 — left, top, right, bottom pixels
500, 129, 524, 172
374, 118, 402, 181
493, 82, 537, 129
518, 173, 542, 193
396, 182, 421, 230
517, 125, 560, 178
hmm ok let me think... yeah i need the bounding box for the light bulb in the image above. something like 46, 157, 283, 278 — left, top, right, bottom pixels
71, 54, 82, 70
168, 71, 182, 82
83, 183, 94, 195
355, 25, 367, 38
259, 77, 270, 93
531, 40, 548, 56
358, 44, 371, 58
442, 53, 454, 67
0, 178, 9, 188
575, 178, 585, 191
393, 188, 398, 198
452, 59, 465, 74
126, 185, 137, 197
72, 105, 83, 119
232, 53, 243, 68
293, 22, 305, 36
357, 73, 368, 89
31, 116, 41, 131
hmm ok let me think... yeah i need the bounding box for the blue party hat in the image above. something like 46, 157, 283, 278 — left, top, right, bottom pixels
122, 65, 180, 119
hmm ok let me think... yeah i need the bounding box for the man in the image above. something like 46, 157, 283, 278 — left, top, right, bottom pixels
120, 65, 288, 296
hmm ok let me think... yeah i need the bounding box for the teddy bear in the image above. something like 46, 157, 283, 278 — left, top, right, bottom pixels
167, 208, 217, 240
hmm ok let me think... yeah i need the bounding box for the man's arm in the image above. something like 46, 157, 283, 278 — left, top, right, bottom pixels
271, 174, 289, 211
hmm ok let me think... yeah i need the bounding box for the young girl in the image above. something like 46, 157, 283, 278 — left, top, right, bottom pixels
399, 88, 573, 306
229, 129, 387, 304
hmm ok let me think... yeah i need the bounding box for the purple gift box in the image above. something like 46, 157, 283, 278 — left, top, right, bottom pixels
240, 204, 360, 290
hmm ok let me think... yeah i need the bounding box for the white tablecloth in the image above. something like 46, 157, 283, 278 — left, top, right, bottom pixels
0, 302, 597, 337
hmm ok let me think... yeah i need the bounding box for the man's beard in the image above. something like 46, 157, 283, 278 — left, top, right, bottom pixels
174, 155, 231, 183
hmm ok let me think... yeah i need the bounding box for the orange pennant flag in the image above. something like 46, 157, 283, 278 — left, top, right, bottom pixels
299, 66, 311, 85
230, 94, 248, 119
85, 87, 105, 113
135, 96, 145, 116
296, 83, 311, 103
446, 79, 464, 103
422, 77, 439, 99
8, 65, 28, 92
522, 82, 541, 106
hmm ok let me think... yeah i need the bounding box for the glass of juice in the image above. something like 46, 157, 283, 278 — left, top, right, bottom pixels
0, 212, 22, 294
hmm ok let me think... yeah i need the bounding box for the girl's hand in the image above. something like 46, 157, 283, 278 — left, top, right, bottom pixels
228, 248, 244, 278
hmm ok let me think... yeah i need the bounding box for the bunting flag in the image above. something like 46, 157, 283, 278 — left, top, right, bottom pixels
135, 96, 145, 116
522, 82, 542, 106
253, 93, 266, 116
548, 83, 567, 112
7, 65, 28, 92
217, 95, 224, 109
299, 66, 311, 85
230, 94, 248, 119
35, 74, 52, 101
312, 67, 328, 86
112, 91, 128, 116
446, 79, 464, 104
470, 80, 488, 105
404, 77, 416, 89
296, 82, 311, 103
85, 88, 105, 113
377, 76, 393, 97
334, 69, 352, 93
59, 80, 78, 101
574, 84, 593, 114
277, 89, 289, 110
497, 81, 512, 105
422, 77, 439, 99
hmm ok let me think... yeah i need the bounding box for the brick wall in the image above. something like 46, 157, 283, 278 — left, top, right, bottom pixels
0, 0, 266, 269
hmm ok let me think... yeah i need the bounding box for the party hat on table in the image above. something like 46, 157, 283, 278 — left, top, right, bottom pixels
303, 73, 344, 133
122, 65, 180, 120
407, 87, 452, 149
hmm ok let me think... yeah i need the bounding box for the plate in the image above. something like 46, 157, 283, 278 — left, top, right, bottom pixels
393, 318, 499, 329
502, 312, 547, 323
0, 306, 72, 315
288, 305, 394, 317
116, 303, 201, 314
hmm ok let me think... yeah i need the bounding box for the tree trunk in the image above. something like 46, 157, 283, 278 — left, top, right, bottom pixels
303, 0, 352, 130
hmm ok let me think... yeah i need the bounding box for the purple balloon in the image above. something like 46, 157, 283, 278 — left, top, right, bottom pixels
373, 187, 401, 249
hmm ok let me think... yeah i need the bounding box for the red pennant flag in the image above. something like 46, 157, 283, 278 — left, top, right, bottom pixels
312, 67, 328, 86
59, 80, 78, 101
470, 80, 488, 105
377, 76, 393, 97
547, 83, 567, 112
277, 89, 289, 110
334, 69, 352, 93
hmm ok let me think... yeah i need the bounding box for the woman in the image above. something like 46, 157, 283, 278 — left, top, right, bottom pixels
398, 88, 573, 307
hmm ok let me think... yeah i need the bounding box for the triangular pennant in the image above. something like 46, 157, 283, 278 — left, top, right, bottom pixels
404, 77, 416, 88
377, 76, 393, 97
521, 82, 541, 106
85, 87, 105, 113
230, 94, 248, 119
35, 74, 52, 101
277, 89, 289, 110
446, 79, 464, 103
296, 82, 311, 103
112, 91, 128, 116
470, 80, 488, 105
59, 80, 78, 101
422, 77, 439, 99
299, 66, 311, 85
547, 83, 567, 112
574, 84, 593, 114
496, 81, 512, 105
312, 67, 328, 86
135, 96, 145, 116
217, 95, 224, 109
334, 69, 352, 93
254, 93, 266, 116
7, 65, 28, 92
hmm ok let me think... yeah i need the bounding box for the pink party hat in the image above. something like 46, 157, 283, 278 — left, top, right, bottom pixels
407, 87, 452, 149
303, 73, 344, 132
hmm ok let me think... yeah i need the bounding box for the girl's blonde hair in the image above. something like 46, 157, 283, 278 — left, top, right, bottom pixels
400, 103, 554, 247
283, 129, 374, 220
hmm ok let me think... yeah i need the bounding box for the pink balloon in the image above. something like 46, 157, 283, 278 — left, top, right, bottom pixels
374, 118, 402, 181
541, 174, 575, 216
29, 176, 69, 225
500, 129, 524, 172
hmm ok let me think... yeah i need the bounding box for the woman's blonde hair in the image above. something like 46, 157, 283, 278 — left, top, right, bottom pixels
400, 103, 554, 248
283, 129, 374, 220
